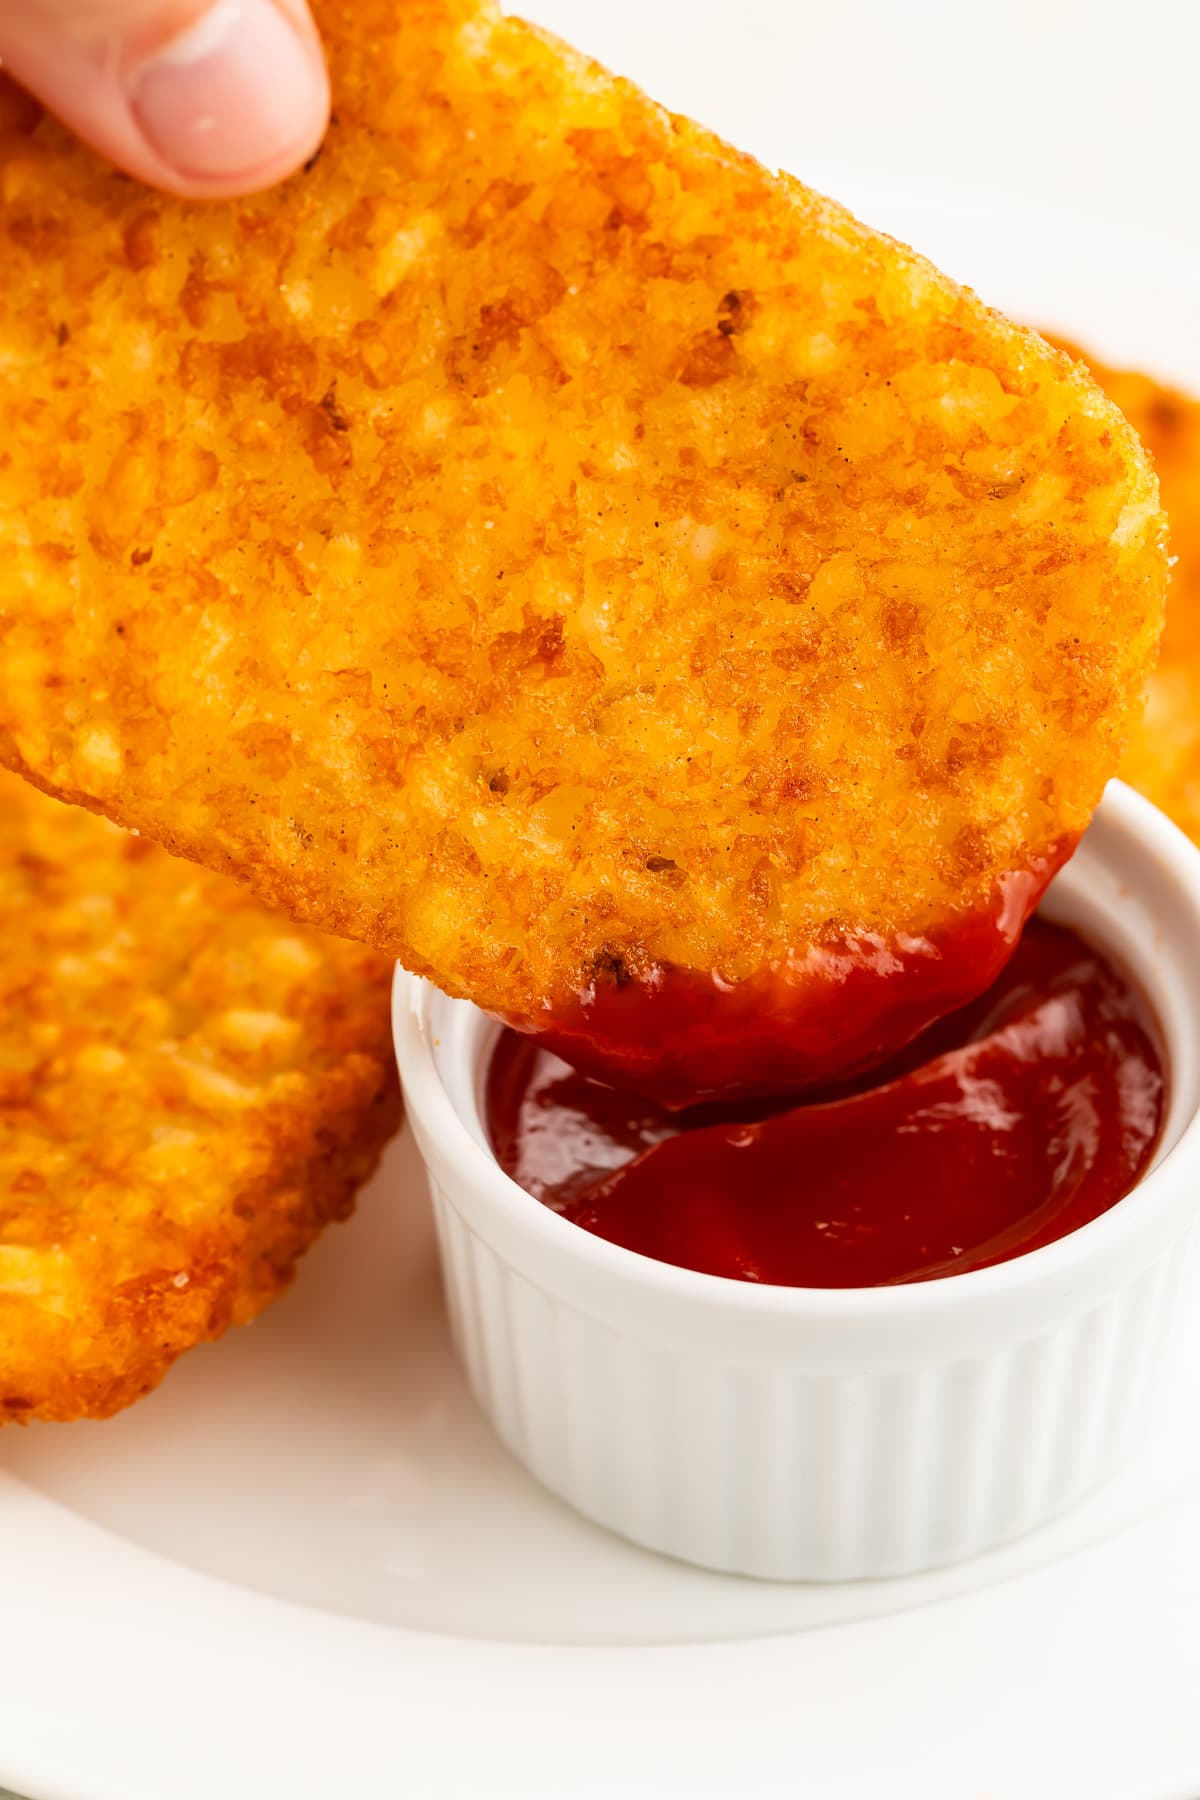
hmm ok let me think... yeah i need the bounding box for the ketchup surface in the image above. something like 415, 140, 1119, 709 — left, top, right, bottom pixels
486, 919, 1166, 1287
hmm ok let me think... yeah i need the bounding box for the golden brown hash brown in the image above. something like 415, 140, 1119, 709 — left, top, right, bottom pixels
0, 0, 1167, 1027
1047, 338, 1200, 841
0, 773, 399, 1424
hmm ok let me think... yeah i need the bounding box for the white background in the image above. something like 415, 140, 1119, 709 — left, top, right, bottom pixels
524, 0, 1200, 256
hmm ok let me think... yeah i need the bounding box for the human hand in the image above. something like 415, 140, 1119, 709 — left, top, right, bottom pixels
0, 0, 329, 196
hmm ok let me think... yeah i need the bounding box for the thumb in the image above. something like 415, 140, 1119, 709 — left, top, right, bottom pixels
0, 0, 329, 196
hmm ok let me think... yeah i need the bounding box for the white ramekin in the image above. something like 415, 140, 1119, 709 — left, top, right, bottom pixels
393, 782, 1200, 1581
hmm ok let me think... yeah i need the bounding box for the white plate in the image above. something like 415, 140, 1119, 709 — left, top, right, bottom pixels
4, 166, 1200, 1800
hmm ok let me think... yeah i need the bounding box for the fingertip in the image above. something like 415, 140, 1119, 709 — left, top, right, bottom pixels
129, 0, 330, 195
0, 0, 330, 199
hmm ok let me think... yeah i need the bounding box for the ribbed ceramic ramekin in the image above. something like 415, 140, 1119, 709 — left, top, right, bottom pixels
393, 783, 1200, 1581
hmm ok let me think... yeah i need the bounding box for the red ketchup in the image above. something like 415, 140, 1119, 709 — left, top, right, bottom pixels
486, 919, 1166, 1288
514, 847, 1074, 1108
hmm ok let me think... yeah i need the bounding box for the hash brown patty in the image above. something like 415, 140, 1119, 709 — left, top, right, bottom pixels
0, 2, 1167, 1068
0, 773, 399, 1424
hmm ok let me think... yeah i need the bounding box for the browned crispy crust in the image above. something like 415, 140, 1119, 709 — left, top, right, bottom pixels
0, 1, 1166, 1023
1046, 337, 1200, 842
0, 773, 400, 1424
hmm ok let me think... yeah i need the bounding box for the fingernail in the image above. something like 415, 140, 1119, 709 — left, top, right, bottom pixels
130, 0, 324, 181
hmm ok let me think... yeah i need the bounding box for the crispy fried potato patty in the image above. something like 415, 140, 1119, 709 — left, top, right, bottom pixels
0, 2, 1166, 1070
0, 774, 399, 1424
1047, 339, 1200, 841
